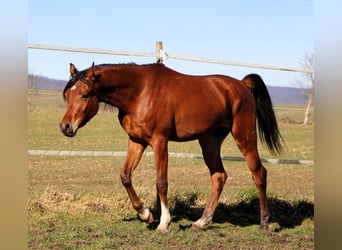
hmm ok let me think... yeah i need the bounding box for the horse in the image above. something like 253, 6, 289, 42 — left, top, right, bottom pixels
60, 62, 283, 233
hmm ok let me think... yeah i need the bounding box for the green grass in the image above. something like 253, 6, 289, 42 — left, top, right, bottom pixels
28, 210, 313, 249
28, 94, 314, 249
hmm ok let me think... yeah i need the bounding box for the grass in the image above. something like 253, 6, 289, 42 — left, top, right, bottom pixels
28, 94, 314, 249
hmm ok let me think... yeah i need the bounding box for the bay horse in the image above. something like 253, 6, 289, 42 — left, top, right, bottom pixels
60, 62, 283, 233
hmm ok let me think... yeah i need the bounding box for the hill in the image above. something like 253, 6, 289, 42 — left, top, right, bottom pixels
268, 86, 309, 105
28, 74, 310, 105
28, 74, 66, 91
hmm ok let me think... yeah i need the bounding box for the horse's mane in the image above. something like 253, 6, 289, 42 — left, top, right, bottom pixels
96, 62, 161, 68
96, 62, 137, 67
63, 62, 164, 99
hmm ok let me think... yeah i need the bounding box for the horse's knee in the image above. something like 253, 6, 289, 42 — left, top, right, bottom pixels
120, 172, 131, 187
211, 171, 227, 189
220, 171, 228, 185
156, 179, 168, 195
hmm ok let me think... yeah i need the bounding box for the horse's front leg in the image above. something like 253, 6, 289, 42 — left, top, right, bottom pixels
152, 137, 171, 233
120, 139, 153, 224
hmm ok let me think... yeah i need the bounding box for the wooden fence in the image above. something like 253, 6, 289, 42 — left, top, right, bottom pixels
28, 41, 313, 74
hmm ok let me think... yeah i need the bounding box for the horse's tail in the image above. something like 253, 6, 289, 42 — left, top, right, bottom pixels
242, 74, 284, 154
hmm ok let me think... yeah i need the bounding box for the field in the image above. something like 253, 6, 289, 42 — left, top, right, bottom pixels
28, 94, 314, 249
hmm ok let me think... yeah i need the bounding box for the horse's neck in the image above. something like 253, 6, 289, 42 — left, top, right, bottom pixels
97, 67, 143, 111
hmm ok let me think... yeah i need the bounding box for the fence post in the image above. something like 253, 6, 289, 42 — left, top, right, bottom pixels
156, 41, 163, 64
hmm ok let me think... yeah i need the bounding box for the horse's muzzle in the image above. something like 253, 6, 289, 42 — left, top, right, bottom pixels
59, 122, 77, 137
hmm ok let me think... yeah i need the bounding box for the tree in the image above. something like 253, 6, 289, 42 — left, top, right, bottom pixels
298, 52, 314, 125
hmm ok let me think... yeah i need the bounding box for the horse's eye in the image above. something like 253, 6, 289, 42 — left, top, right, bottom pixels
82, 93, 90, 99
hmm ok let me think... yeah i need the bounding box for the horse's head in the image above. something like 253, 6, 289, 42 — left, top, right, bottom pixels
59, 63, 100, 137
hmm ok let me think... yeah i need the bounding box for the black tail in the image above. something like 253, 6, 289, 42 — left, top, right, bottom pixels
242, 74, 284, 154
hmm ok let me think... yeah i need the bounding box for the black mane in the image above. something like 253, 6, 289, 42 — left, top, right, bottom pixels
97, 62, 137, 67
96, 62, 162, 69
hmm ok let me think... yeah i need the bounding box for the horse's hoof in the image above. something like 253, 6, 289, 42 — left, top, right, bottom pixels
191, 223, 202, 232
260, 215, 269, 230
146, 211, 154, 224
156, 225, 169, 234
139, 209, 154, 224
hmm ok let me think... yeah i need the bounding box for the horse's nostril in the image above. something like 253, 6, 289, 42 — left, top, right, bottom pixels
59, 123, 70, 131
65, 122, 71, 130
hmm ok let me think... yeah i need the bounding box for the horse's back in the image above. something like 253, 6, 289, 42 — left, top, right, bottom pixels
148, 65, 253, 141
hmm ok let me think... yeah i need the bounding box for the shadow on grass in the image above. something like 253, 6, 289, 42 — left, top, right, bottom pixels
148, 193, 314, 230
213, 198, 313, 229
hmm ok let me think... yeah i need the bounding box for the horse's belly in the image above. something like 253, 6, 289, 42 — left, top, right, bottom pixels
172, 114, 230, 141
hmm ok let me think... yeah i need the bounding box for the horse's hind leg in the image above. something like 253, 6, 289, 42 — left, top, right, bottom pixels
232, 116, 270, 229
120, 139, 153, 224
192, 130, 228, 230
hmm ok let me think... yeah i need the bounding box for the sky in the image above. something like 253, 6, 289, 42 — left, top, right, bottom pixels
28, 0, 313, 87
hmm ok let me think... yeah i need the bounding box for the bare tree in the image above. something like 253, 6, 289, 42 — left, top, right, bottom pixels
297, 52, 314, 125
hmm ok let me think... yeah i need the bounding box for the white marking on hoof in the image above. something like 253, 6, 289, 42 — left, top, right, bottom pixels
138, 208, 153, 224
157, 200, 171, 232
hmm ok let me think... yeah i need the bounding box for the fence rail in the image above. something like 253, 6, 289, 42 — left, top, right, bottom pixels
28, 42, 313, 74
28, 89, 61, 96
28, 150, 314, 165
28, 43, 155, 58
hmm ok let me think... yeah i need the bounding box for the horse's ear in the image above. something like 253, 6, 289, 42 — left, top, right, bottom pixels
91, 62, 95, 76
85, 62, 98, 82
70, 63, 78, 77
92, 62, 101, 83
